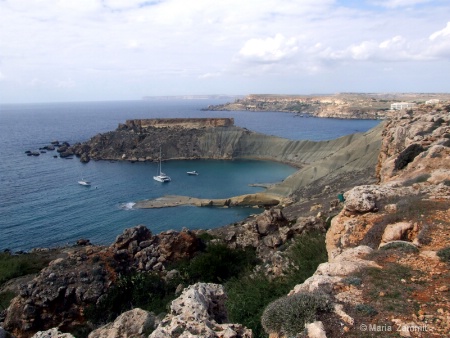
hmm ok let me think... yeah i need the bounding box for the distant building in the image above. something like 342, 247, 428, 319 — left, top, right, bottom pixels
425, 99, 440, 105
390, 102, 416, 110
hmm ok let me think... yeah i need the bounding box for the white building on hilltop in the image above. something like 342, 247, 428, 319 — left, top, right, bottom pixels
425, 99, 440, 105
390, 102, 416, 110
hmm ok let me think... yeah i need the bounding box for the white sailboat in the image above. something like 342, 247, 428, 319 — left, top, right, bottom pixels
153, 147, 171, 182
78, 179, 91, 186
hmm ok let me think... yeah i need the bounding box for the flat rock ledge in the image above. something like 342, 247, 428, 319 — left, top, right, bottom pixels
133, 193, 283, 209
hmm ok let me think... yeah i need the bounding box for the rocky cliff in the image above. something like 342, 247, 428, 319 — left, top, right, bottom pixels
277, 104, 450, 337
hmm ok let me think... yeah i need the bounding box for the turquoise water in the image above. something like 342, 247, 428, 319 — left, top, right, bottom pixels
0, 100, 380, 251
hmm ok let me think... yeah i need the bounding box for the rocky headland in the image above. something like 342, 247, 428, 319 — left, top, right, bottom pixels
2, 101, 450, 338
204, 93, 450, 120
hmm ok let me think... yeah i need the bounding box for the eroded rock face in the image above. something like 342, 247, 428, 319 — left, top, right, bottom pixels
111, 226, 200, 272
3, 226, 201, 337
149, 283, 253, 338
376, 109, 450, 183
3, 245, 119, 337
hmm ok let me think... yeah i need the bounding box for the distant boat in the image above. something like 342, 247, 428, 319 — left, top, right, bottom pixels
153, 147, 171, 182
78, 179, 91, 186
187, 170, 199, 175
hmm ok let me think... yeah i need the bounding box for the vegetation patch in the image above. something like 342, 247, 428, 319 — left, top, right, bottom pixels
225, 231, 327, 338
261, 291, 332, 337
354, 304, 378, 317
85, 272, 179, 325
437, 246, 450, 263
351, 259, 421, 317
176, 243, 258, 284
0, 290, 15, 311
380, 241, 419, 253
0, 251, 53, 287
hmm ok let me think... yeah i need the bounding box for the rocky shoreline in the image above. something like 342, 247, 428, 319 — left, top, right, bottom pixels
2, 101, 450, 338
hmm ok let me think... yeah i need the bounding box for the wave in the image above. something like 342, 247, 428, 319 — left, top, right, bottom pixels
121, 202, 136, 210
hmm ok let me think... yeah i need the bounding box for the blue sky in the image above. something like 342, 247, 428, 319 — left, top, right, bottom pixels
0, 0, 449, 103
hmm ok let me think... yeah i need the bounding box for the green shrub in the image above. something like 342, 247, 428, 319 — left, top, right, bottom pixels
342, 276, 362, 286
84, 272, 177, 325
380, 241, 419, 253
285, 231, 328, 284
355, 304, 378, 317
179, 243, 258, 284
0, 290, 16, 311
437, 246, 450, 263
0, 251, 52, 287
225, 231, 327, 338
261, 292, 332, 336
403, 173, 431, 186
226, 273, 289, 338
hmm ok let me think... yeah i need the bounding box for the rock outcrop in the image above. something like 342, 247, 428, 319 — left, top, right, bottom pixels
88, 308, 155, 338
3, 226, 200, 337
149, 283, 252, 338
276, 104, 450, 337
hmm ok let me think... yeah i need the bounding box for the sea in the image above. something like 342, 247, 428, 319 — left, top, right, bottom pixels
0, 99, 380, 252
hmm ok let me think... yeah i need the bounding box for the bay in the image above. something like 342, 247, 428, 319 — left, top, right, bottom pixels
0, 99, 380, 251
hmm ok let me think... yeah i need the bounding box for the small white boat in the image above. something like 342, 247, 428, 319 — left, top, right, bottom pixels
187, 171, 199, 175
78, 179, 91, 186
153, 147, 171, 182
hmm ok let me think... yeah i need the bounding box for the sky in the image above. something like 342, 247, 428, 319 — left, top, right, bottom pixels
0, 0, 449, 103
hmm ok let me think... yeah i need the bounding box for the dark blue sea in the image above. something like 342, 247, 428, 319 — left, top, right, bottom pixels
0, 100, 380, 251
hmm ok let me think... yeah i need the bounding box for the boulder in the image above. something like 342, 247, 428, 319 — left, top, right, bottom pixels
88, 308, 155, 338
380, 222, 413, 245
344, 186, 377, 213
149, 283, 252, 338
31, 328, 75, 338
304, 321, 327, 338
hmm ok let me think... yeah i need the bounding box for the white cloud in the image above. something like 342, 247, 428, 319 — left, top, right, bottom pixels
370, 0, 433, 8
199, 72, 221, 79
0, 0, 450, 102
55, 79, 76, 89
430, 22, 450, 41
237, 34, 298, 63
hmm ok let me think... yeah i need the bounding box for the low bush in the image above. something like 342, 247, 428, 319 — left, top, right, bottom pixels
225, 231, 327, 338
84, 272, 177, 325
178, 243, 258, 284
354, 304, 378, 317
261, 291, 332, 337
226, 273, 289, 338
342, 276, 362, 286
0, 290, 16, 311
0, 251, 52, 287
437, 246, 450, 263
380, 241, 419, 253
403, 173, 431, 186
